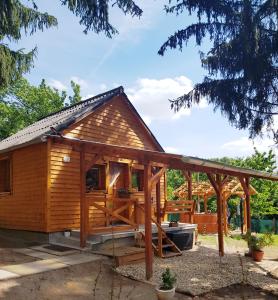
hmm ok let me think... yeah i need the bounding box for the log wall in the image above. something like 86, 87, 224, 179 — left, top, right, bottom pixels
0, 144, 47, 231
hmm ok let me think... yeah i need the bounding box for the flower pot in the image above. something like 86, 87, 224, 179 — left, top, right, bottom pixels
155, 287, 175, 300
252, 250, 264, 262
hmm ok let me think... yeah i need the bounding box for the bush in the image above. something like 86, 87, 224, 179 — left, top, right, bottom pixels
247, 232, 274, 251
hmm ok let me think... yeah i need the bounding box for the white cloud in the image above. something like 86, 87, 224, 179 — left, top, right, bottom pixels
222, 136, 277, 156
48, 79, 68, 91
82, 94, 94, 100
126, 76, 195, 124
99, 83, 107, 91
70, 76, 88, 89
164, 146, 180, 154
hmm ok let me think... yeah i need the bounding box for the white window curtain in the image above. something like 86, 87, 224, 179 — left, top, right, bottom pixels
109, 163, 122, 187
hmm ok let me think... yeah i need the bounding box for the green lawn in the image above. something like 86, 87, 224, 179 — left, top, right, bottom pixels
198, 233, 278, 247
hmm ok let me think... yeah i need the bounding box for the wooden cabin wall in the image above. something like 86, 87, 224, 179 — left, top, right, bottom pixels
0, 144, 47, 231
48, 142, 166, 232
48, 142, 80, 232
48, 95, 166, 232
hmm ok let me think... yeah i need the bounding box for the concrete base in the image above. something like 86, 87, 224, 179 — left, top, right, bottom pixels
0, 228, 50, 245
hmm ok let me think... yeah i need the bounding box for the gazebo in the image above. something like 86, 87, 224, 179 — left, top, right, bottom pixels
173, 178, 257, 234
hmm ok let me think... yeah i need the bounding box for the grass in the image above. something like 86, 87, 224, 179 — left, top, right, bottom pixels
198, 233, 278, 247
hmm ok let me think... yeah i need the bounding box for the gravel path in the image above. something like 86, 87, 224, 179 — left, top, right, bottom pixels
116, 246, 278, 296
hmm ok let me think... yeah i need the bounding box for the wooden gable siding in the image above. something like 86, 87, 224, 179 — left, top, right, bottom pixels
0, 144, 47, 231
63, 95, 161, 151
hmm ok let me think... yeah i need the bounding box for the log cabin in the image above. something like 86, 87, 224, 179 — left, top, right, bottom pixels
0, 86, 167, 234
0, 86, 277, 279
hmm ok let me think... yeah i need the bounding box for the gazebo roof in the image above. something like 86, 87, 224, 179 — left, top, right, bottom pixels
174, 178, 257, 199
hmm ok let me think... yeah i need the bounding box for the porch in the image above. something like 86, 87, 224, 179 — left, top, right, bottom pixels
49, 135, 278, 280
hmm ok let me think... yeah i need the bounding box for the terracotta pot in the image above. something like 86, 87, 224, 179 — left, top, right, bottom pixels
155, 287, 175, 300
252, 250, 264, 262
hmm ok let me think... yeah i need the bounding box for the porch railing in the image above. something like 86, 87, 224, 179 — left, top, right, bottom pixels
83, 197, 139, 239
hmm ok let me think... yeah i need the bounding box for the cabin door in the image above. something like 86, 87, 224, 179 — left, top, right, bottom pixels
109, 162, 130, 223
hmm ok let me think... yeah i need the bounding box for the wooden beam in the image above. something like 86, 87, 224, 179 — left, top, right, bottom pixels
85, 153, 103, 172
182, 170, 190, 182
80, 144, 87, 248
144, 163, 153, 280
150, 167, 166, 189
207, 173, 219, 193
51, 136, 278, 181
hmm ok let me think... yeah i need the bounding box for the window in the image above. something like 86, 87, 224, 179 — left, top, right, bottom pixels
0, 158, 11, 193
86, 164, 106, 192
132, 169, 144, 191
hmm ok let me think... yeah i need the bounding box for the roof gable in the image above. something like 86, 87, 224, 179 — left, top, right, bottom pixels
63, 94, 163, 151
0, 86, 163, 153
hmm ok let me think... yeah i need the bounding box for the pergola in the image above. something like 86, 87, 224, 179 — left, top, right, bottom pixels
50, 135, 278, 280
174, 178, 257, 234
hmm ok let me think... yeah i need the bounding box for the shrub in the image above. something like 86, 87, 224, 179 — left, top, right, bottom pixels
246, 232, 274, 251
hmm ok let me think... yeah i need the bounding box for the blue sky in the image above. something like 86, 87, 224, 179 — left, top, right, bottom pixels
18, 0, 276, 158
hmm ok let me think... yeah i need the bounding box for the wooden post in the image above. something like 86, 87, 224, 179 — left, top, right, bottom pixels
144, 163, 153, 280
223, 194, 228, 236
216, 174, 224, 256
239, 177, 251, 232
245, 177, 251, 231
243, 197, 247, 233
188, 171, 193, 223
80, 144, 87, 248
156, 180, 162, 257
240, 198, 244, 234
207, 173, 224, 256
183, 170, 193, 223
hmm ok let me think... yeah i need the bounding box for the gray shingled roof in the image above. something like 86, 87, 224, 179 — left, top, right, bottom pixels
0, 86, 124, 153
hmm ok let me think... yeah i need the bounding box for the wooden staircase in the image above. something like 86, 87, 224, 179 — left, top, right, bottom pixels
138, 206, 182, 258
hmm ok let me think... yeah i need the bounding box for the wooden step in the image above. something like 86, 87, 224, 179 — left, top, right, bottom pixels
161, 244, 174, 249
93, 246, 145, 266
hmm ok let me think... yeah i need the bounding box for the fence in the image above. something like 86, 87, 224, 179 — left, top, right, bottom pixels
251, 218, 278, 234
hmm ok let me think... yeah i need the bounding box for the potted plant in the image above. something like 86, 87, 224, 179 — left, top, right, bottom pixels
248, 233, 274, 262
156, 268, 177, 300
117, 188, 131, 198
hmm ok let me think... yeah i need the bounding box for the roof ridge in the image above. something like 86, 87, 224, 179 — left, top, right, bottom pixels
37, 85, 124, 121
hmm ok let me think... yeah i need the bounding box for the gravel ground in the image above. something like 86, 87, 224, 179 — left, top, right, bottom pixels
116, 245, 278, 296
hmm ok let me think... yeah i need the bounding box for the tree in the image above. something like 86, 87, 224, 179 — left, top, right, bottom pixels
215, 149, 278, 218
0, 0, 142, 90
159, 1, 278, 139
0, 78, 81, 140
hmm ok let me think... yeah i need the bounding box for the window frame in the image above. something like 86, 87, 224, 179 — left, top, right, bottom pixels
131, 168, 144, 192
0, 156, 12, 196
86, 164, 106, 192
